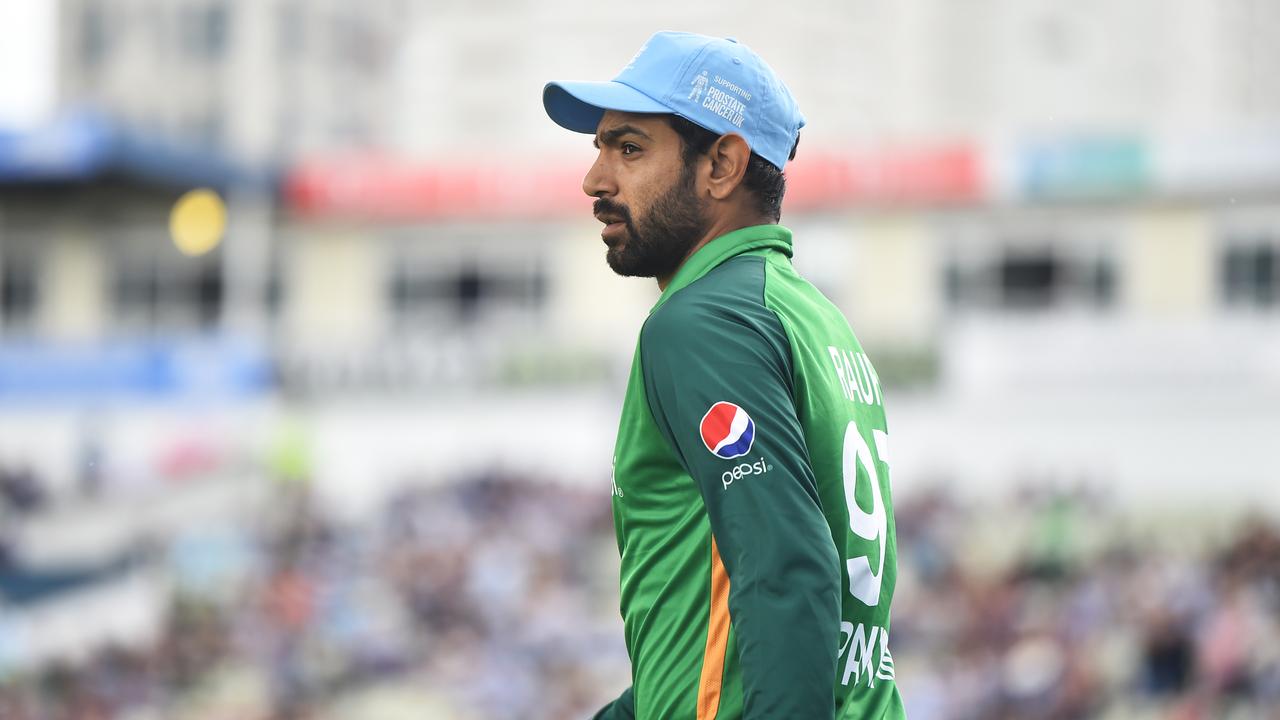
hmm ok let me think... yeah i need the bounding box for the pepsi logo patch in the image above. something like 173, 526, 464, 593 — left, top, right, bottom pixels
699, 401, 756, 459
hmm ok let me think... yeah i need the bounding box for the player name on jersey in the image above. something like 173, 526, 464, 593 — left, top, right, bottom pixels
827, 346, 883, 408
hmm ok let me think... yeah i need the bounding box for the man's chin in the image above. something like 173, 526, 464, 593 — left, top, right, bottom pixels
605, 244, 656, 277
606, 250, 644, 278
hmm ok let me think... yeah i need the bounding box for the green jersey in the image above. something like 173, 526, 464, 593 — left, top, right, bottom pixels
594, 225, 905, 720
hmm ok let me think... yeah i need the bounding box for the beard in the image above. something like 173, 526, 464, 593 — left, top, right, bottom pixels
594, 164, 709, 279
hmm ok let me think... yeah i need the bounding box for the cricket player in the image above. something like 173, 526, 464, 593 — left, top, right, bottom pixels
544, 31, 905, 719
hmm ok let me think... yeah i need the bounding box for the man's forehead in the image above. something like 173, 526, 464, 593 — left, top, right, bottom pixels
595, 111, 670, 139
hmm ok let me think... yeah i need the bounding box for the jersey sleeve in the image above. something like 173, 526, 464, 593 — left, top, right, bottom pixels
639, 290, 841, 719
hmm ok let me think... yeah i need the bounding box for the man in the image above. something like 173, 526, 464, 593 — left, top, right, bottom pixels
543, 31, 905, 719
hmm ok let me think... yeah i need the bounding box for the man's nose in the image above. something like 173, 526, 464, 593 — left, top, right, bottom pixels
582, 154, 614, 198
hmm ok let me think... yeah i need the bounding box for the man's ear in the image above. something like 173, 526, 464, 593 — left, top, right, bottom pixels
705, 133, 751, 201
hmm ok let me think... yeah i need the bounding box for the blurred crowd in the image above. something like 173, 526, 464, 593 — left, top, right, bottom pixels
0, 472, 629, 720
894, 486, 1280, 720
2, 465, 1280, 719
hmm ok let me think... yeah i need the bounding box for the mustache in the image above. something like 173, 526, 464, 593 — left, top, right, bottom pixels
593, 198, 633, 225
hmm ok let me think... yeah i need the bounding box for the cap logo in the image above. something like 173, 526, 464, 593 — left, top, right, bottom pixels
688, 70, 709, 103
699, 401, 756, 459
622, 42, 649, 72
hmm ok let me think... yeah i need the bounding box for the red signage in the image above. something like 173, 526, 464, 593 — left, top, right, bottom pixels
787, 143, 983, 210
284, 153, 592, 221
284, 143, 983, 221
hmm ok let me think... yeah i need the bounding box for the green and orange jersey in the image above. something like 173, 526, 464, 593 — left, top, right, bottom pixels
595, 225, 906, 720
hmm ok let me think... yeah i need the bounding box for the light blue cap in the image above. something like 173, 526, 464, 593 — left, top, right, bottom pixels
544, 31, 805, 170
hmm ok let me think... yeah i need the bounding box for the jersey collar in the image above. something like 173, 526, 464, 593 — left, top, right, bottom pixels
653, 224, 794, 311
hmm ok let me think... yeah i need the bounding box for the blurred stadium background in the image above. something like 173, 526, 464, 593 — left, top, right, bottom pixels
1, 1, 1279, 718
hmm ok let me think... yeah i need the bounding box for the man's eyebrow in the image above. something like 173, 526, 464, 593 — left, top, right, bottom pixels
593, 124, 653, 148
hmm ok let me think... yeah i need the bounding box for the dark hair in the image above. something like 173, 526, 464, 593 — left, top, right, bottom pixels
666, 115, 799, 222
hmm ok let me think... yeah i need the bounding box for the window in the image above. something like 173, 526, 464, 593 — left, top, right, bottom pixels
1221, 238, 1279, 308
204, 3, 229, 58
277, 3, 304, 60
995, 250, 1113, 309
391, 260, 545, 327
1000, 253, 1059, 308
264, 258, 284, 320
112, 239, 223, 332
80, 3, 109, 68
388, 235, 547, 330
1, 251, 38, 332
944, 224, 1116, 312
183, 2, 229, 60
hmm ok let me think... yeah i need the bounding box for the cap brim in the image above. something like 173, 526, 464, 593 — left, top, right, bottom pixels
543, 81, 671, 134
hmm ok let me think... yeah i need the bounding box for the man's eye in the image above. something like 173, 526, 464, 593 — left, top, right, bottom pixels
621, 143, 641, 156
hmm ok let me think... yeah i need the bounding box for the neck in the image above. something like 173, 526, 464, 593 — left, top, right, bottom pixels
656, 215, 774, 290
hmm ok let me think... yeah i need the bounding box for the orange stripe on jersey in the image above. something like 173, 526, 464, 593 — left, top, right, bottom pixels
697, 538, 732, 720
